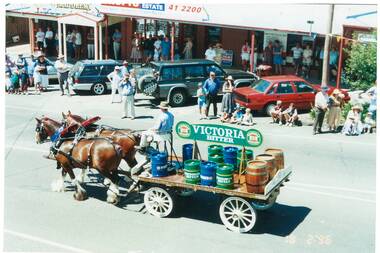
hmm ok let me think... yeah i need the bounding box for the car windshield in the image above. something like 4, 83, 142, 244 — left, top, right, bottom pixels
251, 79, 271, 93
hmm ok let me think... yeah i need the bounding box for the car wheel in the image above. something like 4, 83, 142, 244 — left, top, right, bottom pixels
169, 89, 187, 107
265, 103, 276, 116
91, 83, 106, 95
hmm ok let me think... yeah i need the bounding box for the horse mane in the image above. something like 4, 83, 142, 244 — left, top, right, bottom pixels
68, 114, 86, 123
42, 117, 61, 126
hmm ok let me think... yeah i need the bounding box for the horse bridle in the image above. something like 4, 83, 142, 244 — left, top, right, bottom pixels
36, 121, 48, 141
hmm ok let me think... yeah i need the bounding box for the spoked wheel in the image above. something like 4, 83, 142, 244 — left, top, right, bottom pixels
144, 187, 174, 218
219, 197, 257, 233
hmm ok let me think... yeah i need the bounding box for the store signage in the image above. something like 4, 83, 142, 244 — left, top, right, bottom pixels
358, 33, 376, 43
221, 50, 233, 67
176, 121, 263, 147
56, 4, 91, 11
102, 3, 165, 12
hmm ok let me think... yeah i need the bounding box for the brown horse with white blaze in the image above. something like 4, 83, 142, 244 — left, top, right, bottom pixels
35, 116, 123, 204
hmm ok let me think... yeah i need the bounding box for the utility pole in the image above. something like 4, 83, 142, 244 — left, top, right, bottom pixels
321, 4, 334, 87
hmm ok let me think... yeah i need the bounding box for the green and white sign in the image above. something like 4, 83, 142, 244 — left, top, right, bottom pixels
176, 121, 263, 147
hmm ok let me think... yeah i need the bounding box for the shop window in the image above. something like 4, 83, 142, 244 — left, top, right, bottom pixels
276, 82, 294, 94
207, 27, 221, 44
294, 81, 314, 93
161, 67, 183, 81
286, 34, 303, 53
184, 66, 204, 79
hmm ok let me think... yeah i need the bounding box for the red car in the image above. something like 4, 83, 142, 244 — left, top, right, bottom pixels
234, 75, 350, 115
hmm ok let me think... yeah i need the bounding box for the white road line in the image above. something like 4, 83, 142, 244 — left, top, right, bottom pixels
4, 229, 93, 253
286, 186, 376, 204
6, 145, 47, 153
289, 182, 375, 194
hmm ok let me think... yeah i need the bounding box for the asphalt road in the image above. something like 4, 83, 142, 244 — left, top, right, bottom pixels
3, 89, 376, 253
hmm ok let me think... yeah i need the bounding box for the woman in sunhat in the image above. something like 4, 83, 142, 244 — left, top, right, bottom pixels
221, 75, 235, 120
327, 89, 344, 132
35, 52, 50, 91
341, 104, 363, 135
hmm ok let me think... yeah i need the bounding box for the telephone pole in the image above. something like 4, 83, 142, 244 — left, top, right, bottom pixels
321, 4, 335, 87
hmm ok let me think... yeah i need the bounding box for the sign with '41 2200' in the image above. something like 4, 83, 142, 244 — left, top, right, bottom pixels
175, 121, 263, 147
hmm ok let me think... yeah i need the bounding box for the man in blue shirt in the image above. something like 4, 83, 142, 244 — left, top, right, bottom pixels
120, 73, 135, 119
203, 71, 221, 119
137, 101, 174, 152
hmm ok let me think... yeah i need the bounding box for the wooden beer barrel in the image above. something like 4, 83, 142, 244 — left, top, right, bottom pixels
245, 160, 269, 194
265, 148, 284, 170
255, 154, 276, 180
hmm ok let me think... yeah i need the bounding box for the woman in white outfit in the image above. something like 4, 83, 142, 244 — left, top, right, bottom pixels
107, 66, 122, 103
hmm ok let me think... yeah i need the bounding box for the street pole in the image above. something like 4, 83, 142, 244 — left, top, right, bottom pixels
336, 37, 344, 89
171, 22, 175, 61
321, 4, 334, 87
250, 33, 255, 73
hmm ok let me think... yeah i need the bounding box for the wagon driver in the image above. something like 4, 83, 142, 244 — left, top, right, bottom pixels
136, 101, 174, 152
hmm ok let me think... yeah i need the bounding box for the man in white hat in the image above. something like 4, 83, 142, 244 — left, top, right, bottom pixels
137, 101, 174, 151
107, 66, 123, 103
121, 60, 130, 77
313, 86, 330, 135
54, 54, 71, 96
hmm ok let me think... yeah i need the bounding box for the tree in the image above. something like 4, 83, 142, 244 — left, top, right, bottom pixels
344, 32, 377, 91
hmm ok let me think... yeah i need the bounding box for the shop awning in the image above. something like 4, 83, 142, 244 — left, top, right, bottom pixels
58, 12, 104, 26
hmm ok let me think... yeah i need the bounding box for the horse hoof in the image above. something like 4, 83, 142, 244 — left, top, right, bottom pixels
106, 195, 119, 205
73, 191, 87, 201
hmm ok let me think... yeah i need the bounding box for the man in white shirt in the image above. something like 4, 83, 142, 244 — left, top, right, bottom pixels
153, 37, 162, 61
45, 27, 54, 56
205, 44, 216, 61
74, 30, 82, 60
291, 43, 303, 75
107, 66, 123, 103
36, 28, 45, 51
54, 54, 71, 96
313, 86, 329, 135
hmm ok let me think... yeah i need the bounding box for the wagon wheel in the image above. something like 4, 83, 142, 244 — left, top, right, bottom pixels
219, 196, 257, 233
251, 190, 279, 211
144, 187, 174, 218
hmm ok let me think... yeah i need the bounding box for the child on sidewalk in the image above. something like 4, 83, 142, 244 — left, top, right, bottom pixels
33, 66, 42, 95
197, 83, 206, 119
10, 70, 20, 94
5, 72, 12, 93
19, 68, 29, 95
240, 108, 255, 126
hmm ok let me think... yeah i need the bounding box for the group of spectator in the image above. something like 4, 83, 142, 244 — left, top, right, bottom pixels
204, 43, 225, 65
270, 101, 300, 127
35, 27, 58, 57
5, 52, 51, 95
313, 85, 376, 136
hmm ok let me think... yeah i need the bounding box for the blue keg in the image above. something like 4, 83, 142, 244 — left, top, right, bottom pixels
151, 152, 168, 177
182, 143, 193, 162
223, 146, 238, 170
200, 161, 217, 186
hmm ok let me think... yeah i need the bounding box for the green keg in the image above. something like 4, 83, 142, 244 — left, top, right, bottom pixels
184, 159, 201, 184
236, 149, 254, 172
208, 145, 224, 156
208, 154, 224, 165
216, 163, 234, 189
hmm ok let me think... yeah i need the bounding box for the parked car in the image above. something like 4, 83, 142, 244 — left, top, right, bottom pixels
234, 75, 350, 116
68, 60, 128, 95
135, 59, 257, 106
